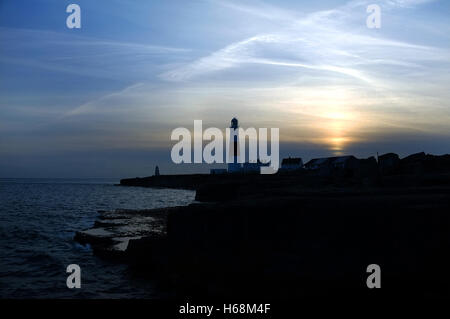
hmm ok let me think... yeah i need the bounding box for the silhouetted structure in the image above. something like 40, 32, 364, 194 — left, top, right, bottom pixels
280, 157, 303, 171
304, 155, 358, 176
378, 153, 400, 175
242, 160, 270, 173
210, 169, 227, 175
228, 117, 241, 173
155, 165, 160, 176
96, 150, 450, 298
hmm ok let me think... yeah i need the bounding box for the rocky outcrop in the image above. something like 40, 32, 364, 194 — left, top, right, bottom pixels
120, 174, 218, 190
91, 151, 450, 297
165, 190, 450, 298
75, 185, 450, 298
74, 208, 172, 259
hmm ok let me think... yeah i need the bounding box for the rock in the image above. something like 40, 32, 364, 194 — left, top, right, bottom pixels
195, 182, 239, 202
74, 208, 172, 258
89, 151, 450, 297
165, 188, 450, 298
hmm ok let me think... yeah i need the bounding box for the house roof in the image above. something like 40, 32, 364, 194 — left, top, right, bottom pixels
305, 158, 329, 167
305, 155, 356, 167
378, 153, 399, 160
334, 156, 353, 163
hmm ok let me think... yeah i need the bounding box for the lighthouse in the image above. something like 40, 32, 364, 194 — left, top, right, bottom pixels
228, 117, 242, 173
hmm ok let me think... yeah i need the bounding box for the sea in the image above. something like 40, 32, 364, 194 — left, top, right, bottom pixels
0, 178, 195, 299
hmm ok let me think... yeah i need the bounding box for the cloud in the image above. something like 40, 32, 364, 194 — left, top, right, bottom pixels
160, 0, 447, 87
384, 0, 436, 8
0, 27, 189, 81
1, 0, 449, 175
155, 0, 450, 157
64, 82, 146, 116
212, 0, 298, 22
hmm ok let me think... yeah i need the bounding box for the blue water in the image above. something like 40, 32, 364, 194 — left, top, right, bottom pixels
0, 178, 195, 298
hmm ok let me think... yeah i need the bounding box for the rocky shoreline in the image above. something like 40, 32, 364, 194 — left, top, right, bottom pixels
75, 188, 450, 298
74, 208, 170, 258
75, 151, 450, 298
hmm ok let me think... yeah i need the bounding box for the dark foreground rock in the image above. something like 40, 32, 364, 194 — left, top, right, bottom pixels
75, 185, 450, 299
80, 152, 450, 298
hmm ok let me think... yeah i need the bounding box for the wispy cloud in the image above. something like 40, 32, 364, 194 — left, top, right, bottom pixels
0, 27, 189, 81
212, 0, 298, 22
1, 0, 449, 176
63, 82, 146, 117
160, 0, 447, 87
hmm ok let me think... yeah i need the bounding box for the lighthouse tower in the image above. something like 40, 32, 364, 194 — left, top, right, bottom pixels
228, 117, 242, 173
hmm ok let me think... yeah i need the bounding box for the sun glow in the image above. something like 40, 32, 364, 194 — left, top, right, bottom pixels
285, 87, 363, 155
320, 117, 356, 155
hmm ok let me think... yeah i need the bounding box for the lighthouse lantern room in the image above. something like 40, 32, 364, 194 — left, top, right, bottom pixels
228, 117, 242, 173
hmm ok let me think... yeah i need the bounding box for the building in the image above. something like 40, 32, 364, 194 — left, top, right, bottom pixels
242, 160, 270, 173
210, 168, 228, 175
304, 155, 359, 176
227, 117, 242, 173
209, 118, 270, 175
305, 156, 358, 169
280, 157, 303, 171
378, 152, 400, 175
304, 157, 329, 170
332, 156, 357, 169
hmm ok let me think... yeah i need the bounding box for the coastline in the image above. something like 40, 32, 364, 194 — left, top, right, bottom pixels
75, 152, 450, 298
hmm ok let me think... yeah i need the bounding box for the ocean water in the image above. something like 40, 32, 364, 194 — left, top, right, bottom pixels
0, 178, 195, 299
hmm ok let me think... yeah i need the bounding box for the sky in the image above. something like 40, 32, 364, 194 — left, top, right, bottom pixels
0, 0, 449, 178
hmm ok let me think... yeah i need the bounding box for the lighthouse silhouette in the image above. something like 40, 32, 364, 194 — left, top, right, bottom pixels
228, 117, 242, 173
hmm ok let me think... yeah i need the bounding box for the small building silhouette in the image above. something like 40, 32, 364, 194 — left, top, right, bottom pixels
280, 157, 303, 171
305, 155, 358, 170
305, 155, 359, 176
399, 152, 425, 175
210, 168, 227, 175
154, 165, 160, 176
242, 160, 270, 173
378, 153, 400, 175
